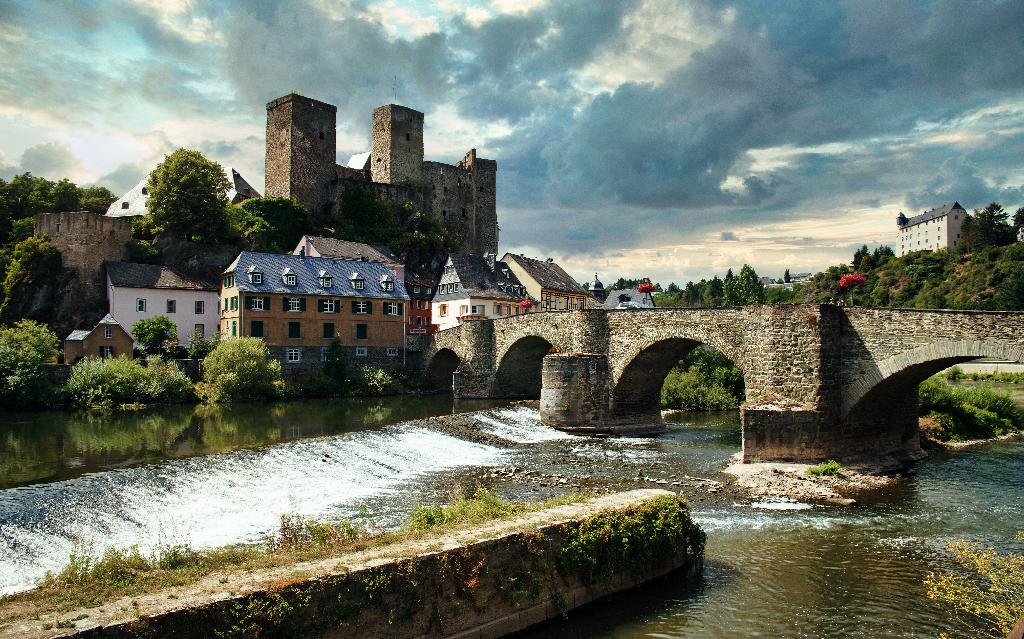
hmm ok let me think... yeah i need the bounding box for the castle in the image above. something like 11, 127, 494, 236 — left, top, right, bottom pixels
264, 94, 498, 256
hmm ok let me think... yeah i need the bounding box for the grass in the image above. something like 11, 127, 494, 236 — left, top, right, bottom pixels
806, 460, 843, 477
943, 365, 1024, 385
919, 377, 1023, 442
3, 488, 590, 618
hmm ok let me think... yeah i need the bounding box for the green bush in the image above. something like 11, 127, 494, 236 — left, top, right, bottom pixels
806, 460, 843, 477
66, 356, 194, 408
919, 377, 1023, 441
132, 315, 177, 356
660, 346, 744, 411
0, 319, 60, 408
200, 338, 281, 402
353, 366, 400, 396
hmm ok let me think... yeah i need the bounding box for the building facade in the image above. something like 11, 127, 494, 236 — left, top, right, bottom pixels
896, 201, 967, 257
431, 254, 528, 332
220, 252, 408, 369
500, 253, 589, 311
265, 93, 498, 256
105, 262, 219, 346
405, 271, 437, 335
63, 314, 134, 363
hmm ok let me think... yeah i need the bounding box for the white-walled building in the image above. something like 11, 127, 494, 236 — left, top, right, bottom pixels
431, 254, 530, 331
106, 167, 260, 217
897, 201, 967, 257
105, 262, 220, 345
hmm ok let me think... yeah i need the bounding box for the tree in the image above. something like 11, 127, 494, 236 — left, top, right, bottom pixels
722, 268, 740, 305
228, 197, 311, 253
703, 276, 724, 307
146, 149, 231, 243
132, 315, 177, 356
666, 282, 681, 295
0, 235, 62, 320
78, 185, 117, 214
0, 319, 59, 408
736, 264, 766, 304
965, 203, 1015, 251
1013, 207, 1024, 239
200, 337, 281, 402
51, 179, 80, 212
853, 244, 870, 266
784, 268, 791, 283
323, 338, 348, 386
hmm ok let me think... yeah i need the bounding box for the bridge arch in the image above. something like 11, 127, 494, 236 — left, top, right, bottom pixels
842, 338, 1024, 419
492, 335, 554, 398
609, 336, 745, 422
424, 348, 461, 391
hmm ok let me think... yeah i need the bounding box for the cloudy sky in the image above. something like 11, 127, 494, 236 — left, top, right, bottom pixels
2, 0, 1023, 285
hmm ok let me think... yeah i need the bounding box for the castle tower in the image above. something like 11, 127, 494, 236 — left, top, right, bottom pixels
461, 149, 498, 255
265, 93, 337, 218
371, 104, 424, 185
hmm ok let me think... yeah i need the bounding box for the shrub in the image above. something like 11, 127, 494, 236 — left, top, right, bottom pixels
660, 346, 744, 412
132, 315, 177, 356
806, 460, 843, 477
186, 334, 218, 360
200, 338, 281, 402
66, 356, 194, 408
353, 366, 400, 396
919, 377, 1023, 441
0, 319, 60, 408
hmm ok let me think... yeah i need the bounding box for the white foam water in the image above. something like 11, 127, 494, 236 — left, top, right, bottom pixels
474, 406, 575, 443
0, 425, 505, 596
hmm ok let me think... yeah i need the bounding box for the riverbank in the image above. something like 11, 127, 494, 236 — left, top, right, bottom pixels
0, 490, 703, 639
723, 457, 897, 506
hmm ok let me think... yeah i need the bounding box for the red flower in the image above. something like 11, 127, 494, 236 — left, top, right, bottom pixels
519, 299, 534, 309
839, 273, 866, 288
637, 282, 654, 293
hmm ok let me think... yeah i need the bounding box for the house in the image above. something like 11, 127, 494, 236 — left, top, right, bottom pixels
500, 253, 590, 311
584, 273, 606, 303
602, 288, 655, 310
105, 262, 219, 346
896, 201, 967, 257
106, 167, 260, 217
292, 236, 405, 280
432, 254, 529, 332
64, 314, 133, 363
220, 251, 409, 368
405, 271, 437, 334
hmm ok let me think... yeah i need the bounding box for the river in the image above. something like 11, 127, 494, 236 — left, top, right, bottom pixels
1, 389, 1021, 638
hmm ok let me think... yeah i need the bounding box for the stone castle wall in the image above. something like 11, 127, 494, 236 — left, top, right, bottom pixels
34, 211, 130, 299
265, 94, 338, 218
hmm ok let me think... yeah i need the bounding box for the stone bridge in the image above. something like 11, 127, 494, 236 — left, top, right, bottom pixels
409, 305, 1024, 463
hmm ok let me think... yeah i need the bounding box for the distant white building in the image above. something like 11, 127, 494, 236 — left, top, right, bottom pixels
896, 201, 967, 257
105, 262, 220, 345
106, 167, 260, 217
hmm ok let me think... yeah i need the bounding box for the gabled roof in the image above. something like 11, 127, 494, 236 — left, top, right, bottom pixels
226, 167, 261, 203
435, 254, 525, 301
501, 253, 585, 295
602, 288, 655, 309
901, 201, 965, 227
105, 165, 260, 217
226, 251, 408, 300
346, 152, 371, 170
65, 314, 124, 341
301, 236, 401, 265
105, 262, 217, 291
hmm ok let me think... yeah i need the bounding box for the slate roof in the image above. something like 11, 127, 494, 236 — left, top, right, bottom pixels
502, 253, 585, 294
105, 262, 217, 291
434, 254, 526, 302
303, 236, 402, 265
66, 314, 123, 341
901, 201, 965, 227
603, 288, 655, 309
226, 251, 408, 300
226, 167, 261, 203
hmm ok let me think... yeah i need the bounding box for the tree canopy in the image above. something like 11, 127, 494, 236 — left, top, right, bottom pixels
132, 315, 177, 355
228, 197, 312, 253
146, 149, 231, 243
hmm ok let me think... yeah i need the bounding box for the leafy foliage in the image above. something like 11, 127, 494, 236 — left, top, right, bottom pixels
657, 264, 765, 307
0, 235, 62, 320
0, 319, 59, 408
131, 315, 177, 356
66, 356, 195, 408
660, 346, 745, 411
200, 337, 281, 402
228, 197, 312, 253
146, 149, 231, 243
918, 377, 1022, 441
806, 460, 843, 476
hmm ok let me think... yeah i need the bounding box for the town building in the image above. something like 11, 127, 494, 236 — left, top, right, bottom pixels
292, 236, 404, 279
432, 254, 528, 332
405, 271, 437, 334
584, 274, 606, 304
264, 93, 497, 256
896, 201, 967, 257
220, 252, 408, 369
63, 314, 133, 363
602, 288, 655, 310
105, 262, 219, 346
106, 167, 260, 217
500, 253, 590, 311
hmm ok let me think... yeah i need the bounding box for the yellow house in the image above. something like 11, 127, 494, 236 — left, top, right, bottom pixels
500, 253, 589, 311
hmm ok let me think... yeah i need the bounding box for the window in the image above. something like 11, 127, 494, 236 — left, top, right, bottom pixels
494, 303, 504, 315
453, 282, 460, 292
286, 348, 301, 363
382, 281, 394, 291
288, 322, 301, 338
356, 324, 368, 340
387, 347, 399, 357
416, 316, 424, 327
355, 347, 368, 357
136, 298, 147, 312
250, 272, 263, 285
121, 201, 129, 209
323, 322, 335, 339
99, 346, 114, 357
231, 296, 238, 311
319, 298, 337, 313
250, 320, 264, 337
194, 324, 204, 338
195, 300, 205, 314
405, 132, 410, 141
166, 299, 176, 313
103, 325, 113, 339
321, 347, 329, 361
353, 278, 365, 290
250, 296, 266, 311
460, 305, 469, 316
472, 305, 483, 315
353, 301, 370, 314
439, 304, 447, 317
319, 276, 332, 288
141, 187, 148, 195
231, 320, 237, 337
384, 302, 402, 316
414, 286, 421, 294
284, 274, 297, 286
223, 274, 235, 288
288, 298, 302, 312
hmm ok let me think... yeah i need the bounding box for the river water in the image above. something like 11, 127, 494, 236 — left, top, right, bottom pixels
1, 391, 1022, 638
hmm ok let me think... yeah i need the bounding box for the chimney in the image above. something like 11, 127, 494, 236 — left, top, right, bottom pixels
299, 248, 305, 259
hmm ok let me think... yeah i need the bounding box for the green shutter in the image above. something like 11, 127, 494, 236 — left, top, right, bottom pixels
264, 296, 271, 309
299, 298, 307, 312
317, 299, 324, 313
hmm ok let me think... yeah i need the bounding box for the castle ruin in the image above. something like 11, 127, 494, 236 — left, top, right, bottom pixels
264, 94, 498, 256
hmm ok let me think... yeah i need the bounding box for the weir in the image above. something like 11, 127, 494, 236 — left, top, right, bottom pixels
414, 304, 1024, 463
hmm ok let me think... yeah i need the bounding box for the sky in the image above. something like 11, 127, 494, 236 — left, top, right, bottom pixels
1, 0, 1023, 286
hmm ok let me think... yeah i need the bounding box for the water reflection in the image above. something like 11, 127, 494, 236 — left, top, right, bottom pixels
0, 396, 500, 489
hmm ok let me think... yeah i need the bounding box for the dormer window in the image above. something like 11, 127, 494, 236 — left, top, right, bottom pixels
282, 267, 297, 286
380, 273, 395, 292
350, 272, 365, 290
318, 270, 332, 288
247, 265, 263, 285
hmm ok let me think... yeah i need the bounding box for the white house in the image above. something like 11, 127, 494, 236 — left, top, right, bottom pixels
431, 254, 530, 331
105, 262, 220, 345
106, 167, 260, 217
896, 201, 967, 257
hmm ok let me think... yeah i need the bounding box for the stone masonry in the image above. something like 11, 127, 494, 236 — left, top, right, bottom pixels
34, 211, 131, 301
415, 305, 1024, 463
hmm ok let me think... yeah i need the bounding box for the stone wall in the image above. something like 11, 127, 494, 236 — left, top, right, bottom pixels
424, 160, 476, 250
265, 94, 338, 218
370, 104, 424, 185
34, 211, 130, 302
